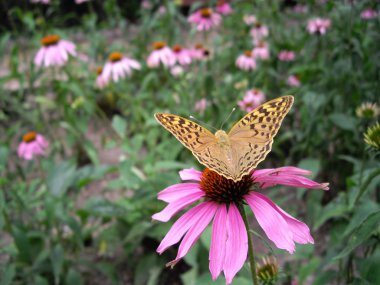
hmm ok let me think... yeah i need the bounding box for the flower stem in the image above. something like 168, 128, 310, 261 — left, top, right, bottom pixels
238, 203, 259, 285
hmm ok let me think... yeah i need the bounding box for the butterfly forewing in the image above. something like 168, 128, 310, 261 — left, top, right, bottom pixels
227, 95, 294, 180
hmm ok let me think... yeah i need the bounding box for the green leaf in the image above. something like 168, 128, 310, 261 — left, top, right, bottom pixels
50, 244, 64, 285
334, 210, 380, 260
12, 226, 31, 263
329, 113, 357, 131
299, 257, 320, 283
111, 115, 127, 139
356, 248, 380, 284
65, 269, 83, 285
0, 264, 15, 285
298, 158, 321, 179
47, 161, 77, 197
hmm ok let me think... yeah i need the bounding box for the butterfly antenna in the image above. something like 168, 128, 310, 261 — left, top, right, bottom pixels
189, 115, 218, 132
220, 108, 236, 130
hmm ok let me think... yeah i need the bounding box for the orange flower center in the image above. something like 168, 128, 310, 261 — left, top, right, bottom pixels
96, 67, 103, 75
200, 8, 212, 18
258, 41, 266, 48
109, 52, 123, 62
244, 50, 253, 57
172, 44, 183, 53
195, 43, 204, 50
255, 22, 262, 28
252, 89, 261, 95
23, 131, 37, 143
153, 41, 166, 50
200, 168, 253, 204
41, 34, 60, 46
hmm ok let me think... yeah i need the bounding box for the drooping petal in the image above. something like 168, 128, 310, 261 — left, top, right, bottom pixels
171, 202, 217, 263
157, 183, 204, 203
209, 204, 227, 280
245, 192, 296, 253
152, 191, 204, 222
156, 202, 211, 254
179, 168, 202, 181
223, 203, 248, 284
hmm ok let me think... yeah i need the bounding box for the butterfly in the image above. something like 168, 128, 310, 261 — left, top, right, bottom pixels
155, 95, 294, 182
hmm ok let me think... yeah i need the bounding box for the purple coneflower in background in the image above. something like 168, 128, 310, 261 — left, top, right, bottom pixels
34, 35, 76, 67
31, 0, 49, 4
250, 22, 269, 42
287, 75, 301, 87
253, 41, 270, 60
101, 52, 141, 83
18, 132, 49, 160
278, 50, 296, 62
188, 8, 222, 31
236, 50, 256, 71
95, 67, 107, 89
171, 45, 192, 65
153, 167, 328, 284
194, 98, 208, 114
238, 88, 265, 112
307, 18, 331, 35
216, 0, 233, 15
189, 43, 209, 61
147, 41, 176, 68
361, 8, 378, 20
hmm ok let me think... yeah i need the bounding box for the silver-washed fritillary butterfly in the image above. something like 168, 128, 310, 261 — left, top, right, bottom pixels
155, 95, 294, 182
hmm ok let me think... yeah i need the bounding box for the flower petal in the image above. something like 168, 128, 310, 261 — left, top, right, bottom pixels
179, 168, 202, 181
209, 204, 227, 280
223, 203, 248, 284
245, 192, 296, 253
157, 183, 204, 203
156, 202, 211, 254
152, 191, 204, 222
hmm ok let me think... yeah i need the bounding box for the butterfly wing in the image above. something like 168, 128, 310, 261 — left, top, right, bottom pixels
227, 95, 294, 181
155, 113, 234, 175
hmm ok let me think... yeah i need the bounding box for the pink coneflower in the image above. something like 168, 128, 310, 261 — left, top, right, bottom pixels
147, 41, 176, 68
95, 67, 107, 89
216, 0, 233, 15
170, 65, 184, 77
153, 167, 328, 284
361, 8, 378, 20
31, 0, 49, 4
18, 132, 49, 160
278, 50, 296, 62
307, 18, 331, 35
172, 45, 192, 65
287, 75, 301, 87
34, 35, 76, 67
190, 43, 207, 60
243, 15, 257, 25
195, 98, 208, 114
238, 88, 266, 112
253, 41, 270, 60
101, 52, 141, 83
188, 8, 222, 31
236, 50, 256, 71
75, 0, 90, 4
250, 22, 269, 42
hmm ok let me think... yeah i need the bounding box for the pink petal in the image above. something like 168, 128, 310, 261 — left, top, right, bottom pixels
152, 191, 204, 222
157, 183, 204, 203
209, 204, 227, 280
223, 204, 248, 284
179, 168, 202, 181
156, 201, 211, 254
245, 192, 296, 253
172, 202, 217, 262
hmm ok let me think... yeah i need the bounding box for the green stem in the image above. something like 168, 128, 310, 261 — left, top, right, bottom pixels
238, 203, 259, 285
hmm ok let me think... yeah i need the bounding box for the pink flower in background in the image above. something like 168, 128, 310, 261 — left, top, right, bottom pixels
307, 18, 331, 35
238, 89, 266, 112
101, 52, 141, 83
236, 50, 256, 71
293, 4, 307, 13
141, 0, 151, 9
172, 45, 192, 65
195, 98, 208, 114
31, 0, 49, 4
361, 8, 378, 20
95, 67, 107, 89
18, 132, 49, 160
278, 50, 296, 62
253, 41, 270, 60
243, 15, 257, 25
189, 43, 209, 60
153, 167, 328, 284
250, 22, 269, 42
158, 5, 166, 15
170, 65, 184, 77
216, 0, 233, 15
188, 8, 222, 31
34, 35, 76, 67
75, 0, 90, 4
147, 41, 176, 68
287, 75, 301, 87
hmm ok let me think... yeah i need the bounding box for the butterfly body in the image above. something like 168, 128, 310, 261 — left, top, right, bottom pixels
155, 95, 294, 182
